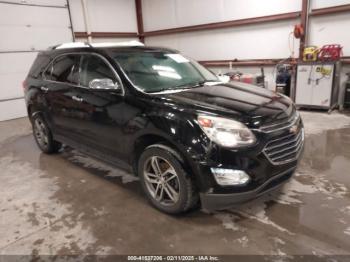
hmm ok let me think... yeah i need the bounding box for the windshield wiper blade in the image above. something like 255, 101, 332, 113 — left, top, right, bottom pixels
148, 87, 190, 93
189, 80, 221, 87
149, 80, 218, 93
190, 81, 206, 87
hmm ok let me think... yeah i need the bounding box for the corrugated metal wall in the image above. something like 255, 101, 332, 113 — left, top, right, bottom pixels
68, 0, 138, 42
141, 0, 350, 92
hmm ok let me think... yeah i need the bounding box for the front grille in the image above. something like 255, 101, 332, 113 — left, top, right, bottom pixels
260, 110, 299, 133
263, 128, 304, 165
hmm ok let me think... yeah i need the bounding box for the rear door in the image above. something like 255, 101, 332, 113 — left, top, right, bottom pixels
43, 53, 81, 139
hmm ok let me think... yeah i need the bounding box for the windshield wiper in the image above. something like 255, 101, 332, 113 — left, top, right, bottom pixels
192, 80, 219, 87
148, 87, 190, 93
174, 80, 218, 89
148, 80, 219, 93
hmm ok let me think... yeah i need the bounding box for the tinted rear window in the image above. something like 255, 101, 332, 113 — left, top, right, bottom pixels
43, 54, 80, 85
28, 53, 51, 79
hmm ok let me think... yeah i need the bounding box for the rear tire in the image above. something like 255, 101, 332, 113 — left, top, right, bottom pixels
31, 114, 61, 154
138, 144, 199, 214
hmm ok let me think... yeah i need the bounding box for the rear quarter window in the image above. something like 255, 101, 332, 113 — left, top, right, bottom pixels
43, 54, 80, 85
28, 53, 51, 79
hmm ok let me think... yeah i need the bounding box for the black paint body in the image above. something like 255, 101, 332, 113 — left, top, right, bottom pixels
24, 46, 304, 210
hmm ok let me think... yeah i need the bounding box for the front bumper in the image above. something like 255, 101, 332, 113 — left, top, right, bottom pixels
184, 117, 304, 210
200, 166, 296, 211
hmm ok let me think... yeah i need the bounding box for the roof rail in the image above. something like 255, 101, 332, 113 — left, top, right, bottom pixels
50, 41, 144, 50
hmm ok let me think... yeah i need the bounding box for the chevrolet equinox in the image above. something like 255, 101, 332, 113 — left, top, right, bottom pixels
24, 41, 304, 214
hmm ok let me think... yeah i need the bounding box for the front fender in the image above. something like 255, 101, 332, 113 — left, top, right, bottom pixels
128, 109, 217, 189
25, 81, 52, 126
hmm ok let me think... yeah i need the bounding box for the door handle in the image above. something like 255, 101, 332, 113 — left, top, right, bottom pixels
72, 95, 83, 102
41, 86, 49, 92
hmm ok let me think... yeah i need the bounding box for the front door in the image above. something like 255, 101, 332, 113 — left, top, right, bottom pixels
69, 53, 127, 162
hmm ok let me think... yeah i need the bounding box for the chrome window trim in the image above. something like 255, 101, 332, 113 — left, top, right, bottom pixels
41, 52, 125, 96
112, 60, 146, 95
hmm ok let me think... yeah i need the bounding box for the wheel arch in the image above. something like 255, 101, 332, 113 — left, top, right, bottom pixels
27, 104, 39, 122
27, 104, 46, 124
132, 134, 196, 180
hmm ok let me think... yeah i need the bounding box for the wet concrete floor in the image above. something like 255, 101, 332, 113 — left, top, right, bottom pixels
0, 112, 350, 257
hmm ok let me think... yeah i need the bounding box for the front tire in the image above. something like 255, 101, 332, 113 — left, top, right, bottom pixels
32, 114, 61, 154
138, 144, 198, 214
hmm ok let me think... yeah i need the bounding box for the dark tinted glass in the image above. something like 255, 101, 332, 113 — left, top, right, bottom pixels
43, 63, 53, 80
29, 54, 50, 79
50, 54, 80, 84
80, 54, 116, 87
112, 51, 217, 93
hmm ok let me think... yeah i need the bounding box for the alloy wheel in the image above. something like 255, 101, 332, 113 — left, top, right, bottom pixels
143, 156, 180, 206
34, 118, 49, 149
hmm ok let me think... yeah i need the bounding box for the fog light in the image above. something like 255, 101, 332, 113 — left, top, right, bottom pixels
210, 168, 250, 186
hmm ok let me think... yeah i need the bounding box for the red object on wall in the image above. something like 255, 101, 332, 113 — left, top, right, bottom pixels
241, 75, 254, 84
293, 24, 304, 39
318, 44, 343, 61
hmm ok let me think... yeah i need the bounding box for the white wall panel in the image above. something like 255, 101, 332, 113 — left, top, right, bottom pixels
146, 20, 299, 60
141, 0, 177, 32
0, 99, 27, 121
0, 1, 72, 120
0, 26, 72, 51
311, 0, 350, 9
0, 53, 37, 75
0, 3, 72, 51
309, 13, 350, 56
220, 0, 301, 21
1, 74, 26, 99
0, 53, 38, 100
0, 4, 70, 27
142, 0, 301, 31
68, 0, 137, 32
2, 0, 67, 7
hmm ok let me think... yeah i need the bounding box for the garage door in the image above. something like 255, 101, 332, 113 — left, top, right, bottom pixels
0, 0, 73, 121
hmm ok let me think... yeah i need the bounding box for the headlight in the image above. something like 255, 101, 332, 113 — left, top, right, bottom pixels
197, 115, 256, 148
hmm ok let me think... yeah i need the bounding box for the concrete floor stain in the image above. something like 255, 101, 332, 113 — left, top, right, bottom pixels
0, 112, 349, 256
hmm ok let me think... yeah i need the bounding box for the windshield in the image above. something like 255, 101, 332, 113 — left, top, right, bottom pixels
112, 51, 218, 93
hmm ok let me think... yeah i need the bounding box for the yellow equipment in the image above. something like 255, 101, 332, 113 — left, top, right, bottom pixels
316, 66, 332, 76
303, 46, 319, 62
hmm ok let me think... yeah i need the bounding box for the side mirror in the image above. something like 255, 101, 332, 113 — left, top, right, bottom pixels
89, 78, 121, 91
216, 74, 230, 83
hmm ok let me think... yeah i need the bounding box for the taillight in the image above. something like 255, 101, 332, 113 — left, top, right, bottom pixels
22, 80, 27, 91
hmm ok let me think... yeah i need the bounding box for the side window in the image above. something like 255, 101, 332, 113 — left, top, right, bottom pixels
45, 54, 80, 84
80, 54, 117, 87
43, 63, 53, 80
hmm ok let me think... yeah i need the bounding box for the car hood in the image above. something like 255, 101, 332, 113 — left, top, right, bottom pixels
158, 82, 295, 128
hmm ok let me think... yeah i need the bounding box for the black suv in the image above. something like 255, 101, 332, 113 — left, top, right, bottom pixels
24, 42, 304, 214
